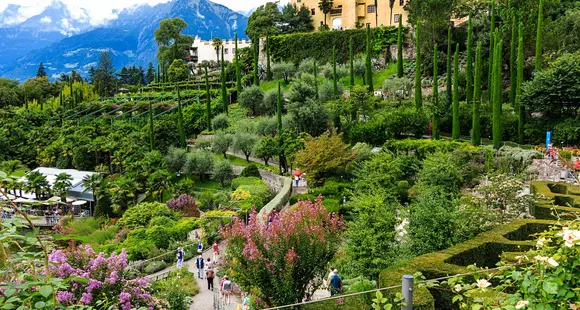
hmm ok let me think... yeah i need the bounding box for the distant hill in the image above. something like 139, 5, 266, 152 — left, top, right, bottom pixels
0, 0, 248, 81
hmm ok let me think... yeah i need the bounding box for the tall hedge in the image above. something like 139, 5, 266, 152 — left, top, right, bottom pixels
466, 14, 473, 105
235, 33, 242, 96
516, 22, 525, 144
452, 44, 460, 140
415, 22, 422, 110
397, 18, 404, 78
488, 0, 495, 95
365, 25, 374, 93
472, 42, 482, 146
269, 27, 397, 65
535, 0, 544, 72
432, 45, 439, 140
220, 46, 228, 115
509, 15, 517, 107
492, 33, 503, 150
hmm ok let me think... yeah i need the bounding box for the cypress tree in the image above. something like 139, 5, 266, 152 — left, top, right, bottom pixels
235, 33, 242, 97
314, 59, 319, 101
488, 0, 495, 96
414, 22, 422, 110
332, 45, 338, 97
446, 27, 452, 108
205, 65, 212, 131
59, 90, 63, 108
266, 34, 272, 81
349, 37, 355, 87
516, 22, 525, 144
156, 64, 159, 83
509, 15, 517, 106
70, 79, 74, 106
149, 102, 155, 151
466, 14, 473, 105
492, 34, 503, 150
472, 42, 483, 146
452, 44, 460, 140
277, 82, 283, 135
221, 46, 228, 115
432, 45, 439, 140
365, 25, 374, 93
535, 0, 543, 72
177, 87, 186, 148
253, 44, 260, 86
397, 18, 404, 78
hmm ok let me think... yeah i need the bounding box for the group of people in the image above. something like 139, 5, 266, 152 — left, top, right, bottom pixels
0, 208, 15, 219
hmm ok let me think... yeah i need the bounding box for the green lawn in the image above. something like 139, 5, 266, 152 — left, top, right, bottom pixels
11, 171, 26, 178
339, 64, 399, 88
259, 79, 292, 93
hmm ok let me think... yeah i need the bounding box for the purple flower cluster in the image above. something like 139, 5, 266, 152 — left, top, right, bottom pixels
48, 245, 164, 309
167, 194, 200, 217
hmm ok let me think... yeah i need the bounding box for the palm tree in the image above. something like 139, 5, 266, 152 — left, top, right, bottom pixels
212, 38, 223, 65
52, 173, 73, 203
146, 170, 173, 202
374, 0, 379, 27
0, 160, 28, 176
109, 175, 140, 211
26, 171, 49, 200
318, 0, 333, 26
82, 174, 104, 216
389, 0, 395, 25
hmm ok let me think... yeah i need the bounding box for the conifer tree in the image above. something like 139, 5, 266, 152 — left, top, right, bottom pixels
509, 15, 517, 106
314, 59, 319, 101
70, 78, 74, 106
177, 87, 186, 148
235, 33, 242, 96
488, 0, 495, 96
266, 34, 272, 81
205, 65, 212, 131
466, 14, 473, 105
492, 33, 503, 149
277, 82, 283, 135
36, 62, 47, 78
365, 25, 374, 93
535, 0, 543, 72
516, 22, 525, 144
333, 45, 338, 97
452, 44, 460, 140
472, 42, 483, 146
149, 102, 155, 151
432, 45, 439, 140
349, 37, 355, 87
221, 46, 228, 115
59, 90, 63, 108
446, 27, 452, 108
253, 44, 260, 86
397, 18, 404, 78
414, 22, 422, 110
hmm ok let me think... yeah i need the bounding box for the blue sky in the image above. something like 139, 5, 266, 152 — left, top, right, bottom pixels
0, 0, 289, 25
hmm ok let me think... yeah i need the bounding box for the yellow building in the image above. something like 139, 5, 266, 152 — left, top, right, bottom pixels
291, 0, 409, 30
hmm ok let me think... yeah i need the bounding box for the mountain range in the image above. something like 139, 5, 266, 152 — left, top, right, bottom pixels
0, 0, 249, 81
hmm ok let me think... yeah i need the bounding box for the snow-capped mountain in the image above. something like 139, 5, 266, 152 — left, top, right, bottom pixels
0, 4, 22, 27
16, 0, 93, 36
0, 0, 248, 81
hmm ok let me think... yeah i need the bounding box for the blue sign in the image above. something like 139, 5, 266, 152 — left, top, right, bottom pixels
546, 131, 552, 149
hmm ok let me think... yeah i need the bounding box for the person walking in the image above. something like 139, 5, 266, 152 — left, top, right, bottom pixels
197, 241, 203, 254
205, 257, 213, 271
329, 269, 343, 296
326, 267, 335, 295
195, 255, 205, 279
176, 246, 184, 268
221, 276, 233, 305
206, 267, 215, 291
212, 241, 219, 263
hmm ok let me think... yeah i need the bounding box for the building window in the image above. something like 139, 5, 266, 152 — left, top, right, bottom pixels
225, 48, 229, 54
399, 0, 404, 6
311, 8, 315, 15
367, 5, 376, 13
394, 14, 400, 23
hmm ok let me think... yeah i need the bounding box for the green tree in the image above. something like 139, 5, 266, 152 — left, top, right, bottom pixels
212, 131, 234, 159
149, 103, 155, 151
332, 45, 338, 97
239, 86, 265, 116
184, 151, 215, 180
492, 34, 503, 150
212, 37, 222, 65
419, 152, 462, 192
213, 160, 233, 187
318, 0, 334, 25
233, 132, 257, 162
349, 37, 355, 87
177, 88, 186, 148
165, 147, 187, 172
235, 34, 242, 96
246, 2, 282, 40
466, 14, 473, 105
414, 22, 422, 110
365, 25, 374, 93
432, 44, 440, 140
509, 15, 517, 107
452, 43, 460, 140
472, 42, 483, 146
146, 170, 172, 202
154, 18, 194, 65
280, 3, 314, 33
82, 174, 104, 216
404, 0, 454, 55
516, 23, 525, 144
488, 0, 495, 95
26, 171, 49, 200
221, 46, 228, 115
36, 62, 47, 78
535, 0, 544, 72
95, 51, 116, 97
254, 136, 279, 166
272, 62, 297, 84
168, 59, 189, 82
397, 18, 404, 78
253, 44, 260, 86
205, 65, 211, 131
52, 173, 72, 203
266, 35, 272, 81
446, 27, 452, 109
146, 62, 155, 85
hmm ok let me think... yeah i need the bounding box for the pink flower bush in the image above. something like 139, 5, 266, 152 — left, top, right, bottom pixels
48, 245, 167, 309
220, 197, 343, 307
167, 194, 200, 217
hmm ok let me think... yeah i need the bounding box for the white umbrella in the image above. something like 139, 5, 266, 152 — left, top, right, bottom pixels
66, 197, 76, 203
14, 197, 28, 203
72, 200, 87, 206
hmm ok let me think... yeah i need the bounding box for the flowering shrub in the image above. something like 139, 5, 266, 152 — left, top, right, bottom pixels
425, 221, 580, 308
231, 188, 251, 201
220, 198, 343, 307
48, 245, 168, 309
167, 195, 200, 217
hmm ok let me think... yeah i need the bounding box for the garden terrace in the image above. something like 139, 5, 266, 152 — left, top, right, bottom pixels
531, 181, 580, 219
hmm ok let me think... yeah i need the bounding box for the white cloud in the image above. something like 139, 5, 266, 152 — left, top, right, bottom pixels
40, 16, 51, 23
